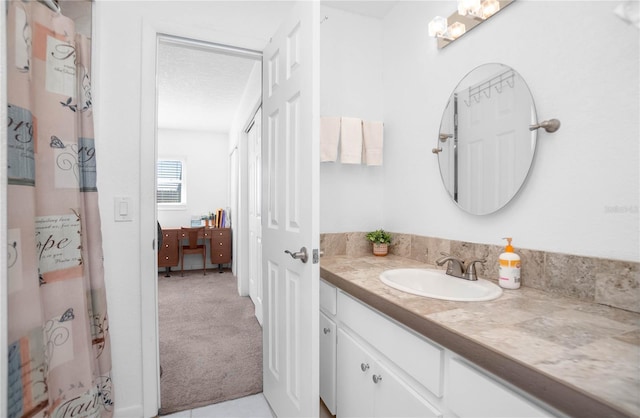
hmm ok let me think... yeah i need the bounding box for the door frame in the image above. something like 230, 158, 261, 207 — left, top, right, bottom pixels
0, 7, 8, 414
139, 21, 265, 415
237, 100, 262, 299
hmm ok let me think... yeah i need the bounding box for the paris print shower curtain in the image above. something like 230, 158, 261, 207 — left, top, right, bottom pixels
6, 1, 114, 416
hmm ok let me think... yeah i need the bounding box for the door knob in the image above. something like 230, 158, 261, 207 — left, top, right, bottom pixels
284, 247, 308, 263
372, 374, 383, 384
360, 363, 369, 372
323, 327, 331, 334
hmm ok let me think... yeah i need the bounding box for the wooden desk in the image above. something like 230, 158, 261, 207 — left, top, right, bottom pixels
158, 227, 231, 274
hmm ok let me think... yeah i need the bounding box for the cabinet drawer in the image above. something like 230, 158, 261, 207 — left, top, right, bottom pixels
338, 291, 443, 397
210, 229, 231, 244
158, 230, 179, 267
447, 358, 549, 418
210, 249, 231, 264
320, 279, 337, 315
209, 229, 231, 264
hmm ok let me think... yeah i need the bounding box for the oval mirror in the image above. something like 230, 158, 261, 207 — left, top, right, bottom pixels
436, 63, 537, 215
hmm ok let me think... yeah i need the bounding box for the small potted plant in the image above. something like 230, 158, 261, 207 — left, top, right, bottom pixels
366, 229, 392, 256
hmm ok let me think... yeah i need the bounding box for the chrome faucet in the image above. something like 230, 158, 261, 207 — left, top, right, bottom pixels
435, 254, 465, 278
436, 253, 486, 281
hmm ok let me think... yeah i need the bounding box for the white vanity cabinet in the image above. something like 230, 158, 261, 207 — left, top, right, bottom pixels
319, 279, 555, 418
320, 280, 338, 414
337, 328, 442, 417
336, 290, 443, 418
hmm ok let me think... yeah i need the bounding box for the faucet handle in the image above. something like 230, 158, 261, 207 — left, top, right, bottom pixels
463, 259, 486, 281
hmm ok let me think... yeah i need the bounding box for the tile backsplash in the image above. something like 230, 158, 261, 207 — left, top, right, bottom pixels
320, 232, 640, 314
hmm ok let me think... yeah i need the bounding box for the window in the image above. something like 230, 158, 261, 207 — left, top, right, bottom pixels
157, 159, 186, 206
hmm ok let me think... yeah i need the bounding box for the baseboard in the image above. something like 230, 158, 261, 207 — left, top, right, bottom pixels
114, 404, 146, 418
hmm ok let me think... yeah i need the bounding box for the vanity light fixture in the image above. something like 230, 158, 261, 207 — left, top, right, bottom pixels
428, 17, 466, 40
458, 0, 501, 20
429, 0, 513, 49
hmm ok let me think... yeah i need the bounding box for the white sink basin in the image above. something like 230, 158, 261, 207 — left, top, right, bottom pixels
380, 268, 502, 302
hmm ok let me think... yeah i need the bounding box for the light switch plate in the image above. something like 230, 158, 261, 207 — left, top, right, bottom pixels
114, 197, 132, 222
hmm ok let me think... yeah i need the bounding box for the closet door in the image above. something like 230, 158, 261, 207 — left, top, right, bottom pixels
248, 109, 263, 324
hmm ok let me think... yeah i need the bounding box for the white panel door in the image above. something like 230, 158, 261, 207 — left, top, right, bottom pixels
261, 2, 320, 417
458, 72, 530, 214
248, 109, 263, 325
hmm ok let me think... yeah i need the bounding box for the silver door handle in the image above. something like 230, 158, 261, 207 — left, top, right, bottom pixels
372, 374, 383, 384
361, 363, 370, 372
284, 247, 308, 263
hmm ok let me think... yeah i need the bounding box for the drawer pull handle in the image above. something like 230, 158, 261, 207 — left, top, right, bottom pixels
372, 374, 383, 384
323, 327, 330, 334
219, 243, 223, 246
360, 363, 369, 372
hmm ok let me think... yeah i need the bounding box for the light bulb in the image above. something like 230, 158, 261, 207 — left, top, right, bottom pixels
448, 22, 466, 39
458, 0, 481, 16
481, 0, 500, 18
428, 16, 448, 37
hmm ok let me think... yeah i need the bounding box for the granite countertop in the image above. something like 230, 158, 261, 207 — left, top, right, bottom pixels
320, 254, 640, 418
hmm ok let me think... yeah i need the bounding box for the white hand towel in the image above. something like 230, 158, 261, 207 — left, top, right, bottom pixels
340, 117, 363, 164
363, 120, 384, 166
320, 116, 341, 162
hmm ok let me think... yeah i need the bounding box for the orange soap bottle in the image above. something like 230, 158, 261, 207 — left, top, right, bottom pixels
498, 237, 521, 289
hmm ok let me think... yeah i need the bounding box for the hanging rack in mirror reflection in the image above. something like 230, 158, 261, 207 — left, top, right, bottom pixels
39, 0, 61, 13
464, 69, 514, 107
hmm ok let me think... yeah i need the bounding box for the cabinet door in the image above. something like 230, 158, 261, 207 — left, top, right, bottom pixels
373, 360, 442, 418
320, 312, 337, 415
337, 329, 374, 418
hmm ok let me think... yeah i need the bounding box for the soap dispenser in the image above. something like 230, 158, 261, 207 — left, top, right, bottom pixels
499, 237, 521, 289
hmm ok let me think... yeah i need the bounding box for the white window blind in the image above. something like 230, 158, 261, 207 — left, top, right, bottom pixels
157, 159, 185, 204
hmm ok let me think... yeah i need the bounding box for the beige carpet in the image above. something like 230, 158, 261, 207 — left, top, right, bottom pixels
158, 269, 263, 415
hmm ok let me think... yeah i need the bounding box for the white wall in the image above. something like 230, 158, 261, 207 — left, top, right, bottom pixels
320, 6, 386, 232
93, 2, 291, 415
322, 1, 639, 262
157, 128, 228, 227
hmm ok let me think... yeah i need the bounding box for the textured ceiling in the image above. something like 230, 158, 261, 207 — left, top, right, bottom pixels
155, 1, 396, 133
157, 41, 259, 133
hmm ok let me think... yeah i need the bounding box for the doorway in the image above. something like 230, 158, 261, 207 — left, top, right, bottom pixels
155, 34, 263, 414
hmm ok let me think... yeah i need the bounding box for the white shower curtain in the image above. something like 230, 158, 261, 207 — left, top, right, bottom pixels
6, 1, 114, 416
